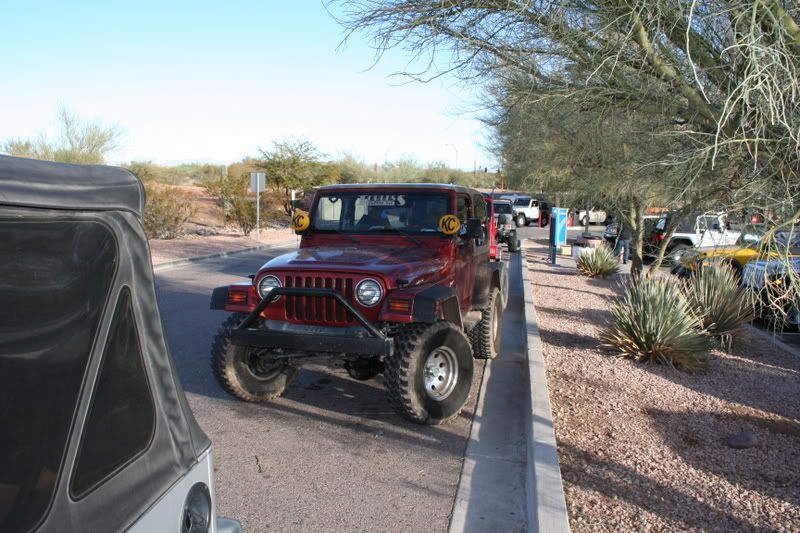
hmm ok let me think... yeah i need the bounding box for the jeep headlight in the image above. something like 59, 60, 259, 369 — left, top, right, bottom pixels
355, 278, 383, 307
257, 275, 282, 299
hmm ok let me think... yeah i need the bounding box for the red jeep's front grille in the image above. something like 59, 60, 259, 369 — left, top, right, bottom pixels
284, 274, 356, 324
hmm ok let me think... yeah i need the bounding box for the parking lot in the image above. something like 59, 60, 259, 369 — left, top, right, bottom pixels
155, 246, 492, 532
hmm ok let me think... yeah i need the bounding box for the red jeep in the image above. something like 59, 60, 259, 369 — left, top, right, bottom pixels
209, 184, 508, 424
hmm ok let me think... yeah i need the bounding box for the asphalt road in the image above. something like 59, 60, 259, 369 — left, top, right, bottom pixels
154, 245, 486, 533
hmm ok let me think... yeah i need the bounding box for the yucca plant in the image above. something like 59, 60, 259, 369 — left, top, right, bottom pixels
601, 276, 709, 370
576, 245, 620, 278
684, 261, 754, 339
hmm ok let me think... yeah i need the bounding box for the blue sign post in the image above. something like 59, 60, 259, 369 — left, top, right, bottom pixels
549, 207, 568, 264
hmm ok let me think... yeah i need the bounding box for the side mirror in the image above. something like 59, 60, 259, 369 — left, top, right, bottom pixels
464, 218, 483, 240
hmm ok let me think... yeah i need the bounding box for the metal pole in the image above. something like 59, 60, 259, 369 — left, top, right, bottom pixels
256, 179, 260, 241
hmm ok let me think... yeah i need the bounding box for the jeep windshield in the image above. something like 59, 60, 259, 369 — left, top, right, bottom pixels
311, 192, 451, 234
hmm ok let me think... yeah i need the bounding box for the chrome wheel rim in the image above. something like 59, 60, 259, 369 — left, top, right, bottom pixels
423, 346, 459, 401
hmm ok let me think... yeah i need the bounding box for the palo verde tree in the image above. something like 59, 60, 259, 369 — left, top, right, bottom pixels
258, 138, 340, 214
3, 107, 122, 165
335, 0, 800, 274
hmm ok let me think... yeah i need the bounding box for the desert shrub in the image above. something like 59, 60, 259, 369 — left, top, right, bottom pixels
685, 261, 753, 338
143, 183, 195, 239
576, 245, 620, 278
230, 195, 259, 236
601, 276, 709, 370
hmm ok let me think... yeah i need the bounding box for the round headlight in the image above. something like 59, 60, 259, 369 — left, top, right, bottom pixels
356, 278, 383, 307
257, 275, 282, 299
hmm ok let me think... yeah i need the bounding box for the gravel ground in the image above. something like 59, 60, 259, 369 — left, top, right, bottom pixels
149, 228, 295, 265
524, 245, 800, 533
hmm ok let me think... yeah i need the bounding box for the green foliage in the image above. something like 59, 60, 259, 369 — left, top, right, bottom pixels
202, 159, 257, 222
143, 184, 195, 239
3, 107, 121, 164
258, 138, 338, 214
230, 196, 260, 236
684, 262, 753, 338
601, 276, 709, 371
331, 152, 494, 188
128, 161, 224, 185
576, 245, 620, 279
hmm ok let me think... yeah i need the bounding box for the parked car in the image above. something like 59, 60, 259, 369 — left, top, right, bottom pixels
500, 194, 541, 227
681, 226, 800, 278
0, 155, 240, 533
486, 197, 520, 253
649, 211, 741, 267
573, 208, 608, 226
742, 256, 800, 330
210, 183, 509, 425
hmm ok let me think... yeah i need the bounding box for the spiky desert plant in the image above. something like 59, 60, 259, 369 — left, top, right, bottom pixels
601, 276, 709, 370
576, 245, 620, 279
685, 261, 754, 338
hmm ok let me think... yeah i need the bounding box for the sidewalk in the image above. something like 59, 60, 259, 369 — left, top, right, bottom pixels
449, 251, 570, 533
149, 228, 297, 270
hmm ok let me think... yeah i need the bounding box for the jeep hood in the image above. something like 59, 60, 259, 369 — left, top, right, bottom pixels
258, 245, 450, 287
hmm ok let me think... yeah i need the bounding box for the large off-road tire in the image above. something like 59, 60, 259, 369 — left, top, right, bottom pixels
384, 322, 474, 425
508, 232, 520, 253
468, 288, 503, 359
500, 268, 509, 310
515, 214, 526, 227
211, 313, 297, 402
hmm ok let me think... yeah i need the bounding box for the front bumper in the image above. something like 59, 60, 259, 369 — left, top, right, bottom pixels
230, 286, 393, 358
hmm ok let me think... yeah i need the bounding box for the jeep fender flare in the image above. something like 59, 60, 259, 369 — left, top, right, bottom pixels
411, 285, 463, 329
472, 261, 507, 310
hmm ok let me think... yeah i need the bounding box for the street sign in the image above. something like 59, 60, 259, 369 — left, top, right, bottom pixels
249, 172, 265, 193
250, 172, 266, 240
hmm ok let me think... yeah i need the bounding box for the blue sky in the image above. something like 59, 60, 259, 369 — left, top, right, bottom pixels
0, 1, 492, 169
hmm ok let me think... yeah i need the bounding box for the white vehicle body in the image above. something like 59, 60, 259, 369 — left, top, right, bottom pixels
575, 209, 607, 225
659, 213, 740, 248
653, 212, 741, 266
501, 195, 540, 226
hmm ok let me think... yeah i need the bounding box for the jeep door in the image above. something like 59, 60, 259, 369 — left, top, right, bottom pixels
453, 194, 478, 310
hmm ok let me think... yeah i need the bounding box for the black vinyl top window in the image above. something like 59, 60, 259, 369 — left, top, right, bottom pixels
71, 288, 156, 498
0, 219, 117, 533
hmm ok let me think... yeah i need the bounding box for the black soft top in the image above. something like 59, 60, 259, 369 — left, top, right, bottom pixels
315, 182, 480, 196
0, 155, 144, 215
0, 155, 210, 531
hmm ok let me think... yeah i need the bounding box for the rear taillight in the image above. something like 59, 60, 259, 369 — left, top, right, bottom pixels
652, 232, 665, 242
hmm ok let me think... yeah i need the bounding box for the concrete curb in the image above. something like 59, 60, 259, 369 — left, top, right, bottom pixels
521, 245, 571, 533
745, 324, 800, 358
151, 238, 297, 273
